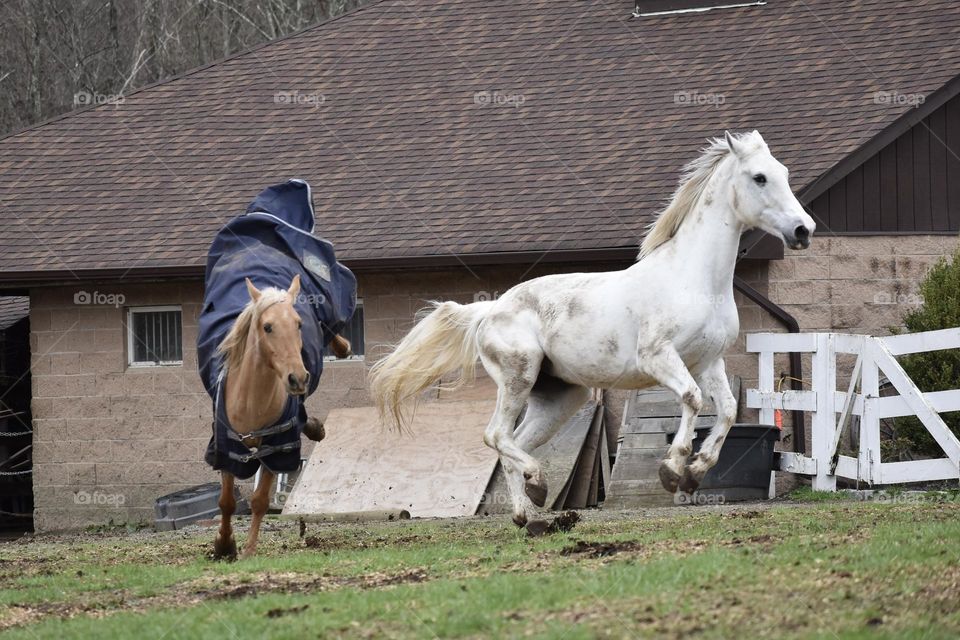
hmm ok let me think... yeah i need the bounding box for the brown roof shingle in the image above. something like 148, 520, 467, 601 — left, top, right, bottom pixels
0, 0, 958, 279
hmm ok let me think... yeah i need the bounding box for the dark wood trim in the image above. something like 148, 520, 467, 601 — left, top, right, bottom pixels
635, 0, 764, 15
800, 73, 960, 204
0, 235, 787, 288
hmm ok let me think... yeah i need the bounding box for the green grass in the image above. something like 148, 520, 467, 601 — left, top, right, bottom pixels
2, 502, 959, 638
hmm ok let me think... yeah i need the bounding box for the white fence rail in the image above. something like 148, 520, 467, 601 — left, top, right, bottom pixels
746, 329, 960, 490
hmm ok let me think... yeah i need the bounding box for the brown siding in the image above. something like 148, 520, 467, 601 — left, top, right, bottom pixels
809, 93, 960, 233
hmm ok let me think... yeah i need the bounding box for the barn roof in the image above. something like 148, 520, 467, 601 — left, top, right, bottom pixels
0, 0, 959, 283
0, 297, 29, 331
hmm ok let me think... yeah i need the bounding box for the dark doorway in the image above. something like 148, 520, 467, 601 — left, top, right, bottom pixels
0, 297, 32, 534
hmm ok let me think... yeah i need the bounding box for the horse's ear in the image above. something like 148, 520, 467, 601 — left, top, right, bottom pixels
724, 130, 743, 158
245, 277, 262, 302
288, 274, 301, 300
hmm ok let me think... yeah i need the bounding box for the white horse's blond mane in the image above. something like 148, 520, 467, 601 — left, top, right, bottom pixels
638, 131, 767, 260
217, 287, 289, 373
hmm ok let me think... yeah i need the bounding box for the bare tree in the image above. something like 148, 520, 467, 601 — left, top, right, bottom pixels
0, 0, 369, 136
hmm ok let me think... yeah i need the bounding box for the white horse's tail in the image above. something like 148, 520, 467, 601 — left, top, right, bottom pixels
369, 300, 493, 431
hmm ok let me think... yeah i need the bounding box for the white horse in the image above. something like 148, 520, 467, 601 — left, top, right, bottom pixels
370, 131, 815, 526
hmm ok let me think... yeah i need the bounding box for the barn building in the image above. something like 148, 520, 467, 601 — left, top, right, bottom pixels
0, 0, 958, 530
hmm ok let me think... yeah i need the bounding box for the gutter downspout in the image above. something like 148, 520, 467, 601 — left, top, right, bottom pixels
733, 276, 806, 455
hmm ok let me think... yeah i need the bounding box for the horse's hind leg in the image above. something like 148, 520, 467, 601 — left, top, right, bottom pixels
241, 469, 274, 559
505, 377, 592, 526
479, 342, 547, 513
213, 472, 238, 561
681, 359, 736, 493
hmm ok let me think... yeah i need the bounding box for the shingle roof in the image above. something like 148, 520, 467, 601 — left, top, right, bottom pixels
0, 297, 28, 331
0, 0, 958, 280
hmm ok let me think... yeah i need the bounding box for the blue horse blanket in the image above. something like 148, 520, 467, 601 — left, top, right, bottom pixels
198, 179, 357, 479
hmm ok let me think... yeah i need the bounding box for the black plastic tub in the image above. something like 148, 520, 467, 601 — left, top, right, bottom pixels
669, 424, 780, 502
154, 483, 249, 531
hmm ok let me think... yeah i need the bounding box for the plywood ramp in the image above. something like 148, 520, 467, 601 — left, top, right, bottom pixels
284, 389, 498, 519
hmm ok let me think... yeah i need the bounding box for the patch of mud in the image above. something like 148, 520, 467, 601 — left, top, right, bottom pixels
0, 568, 429, 631
560, 540, 644, 558
303, 533, 432, 552
266, 604, 309, 618
525, 511, 581, 537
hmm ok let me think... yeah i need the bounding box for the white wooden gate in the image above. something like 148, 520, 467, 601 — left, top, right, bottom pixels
746, 328, 960, 490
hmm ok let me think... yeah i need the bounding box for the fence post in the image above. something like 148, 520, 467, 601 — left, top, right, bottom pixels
859, 339, 881, 485
758, 350, 774, 426
811, 333, 836, 490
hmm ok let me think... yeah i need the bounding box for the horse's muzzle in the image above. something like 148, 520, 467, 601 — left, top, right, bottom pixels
786, 224, 812, 250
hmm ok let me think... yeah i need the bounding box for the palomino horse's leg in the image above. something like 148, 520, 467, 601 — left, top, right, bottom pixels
506, 379, 592, 526
680, 359, 737, 493
213, 472, 238, 560
242, 469, 275, 559
639, 344, 703, 494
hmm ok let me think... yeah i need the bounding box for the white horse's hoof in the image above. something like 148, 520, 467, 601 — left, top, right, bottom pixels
658, 459, 682, 493
523, 470, 548, 507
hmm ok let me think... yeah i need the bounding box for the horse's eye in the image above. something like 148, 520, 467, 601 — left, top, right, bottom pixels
297, 322, 302, 330
753, 173, 767, 185
263, 323, 273, 334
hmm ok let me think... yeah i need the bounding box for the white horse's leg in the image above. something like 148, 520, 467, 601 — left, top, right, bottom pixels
478, 337, 555, 516
501, 378, 591, 525
681, 359, 737, 493
639, 344, 703, 494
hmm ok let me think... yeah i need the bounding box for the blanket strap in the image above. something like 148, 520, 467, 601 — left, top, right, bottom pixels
228, 441, 301, 464
227, 415, 299, 443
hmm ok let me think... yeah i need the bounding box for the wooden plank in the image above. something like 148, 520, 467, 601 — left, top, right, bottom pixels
746, 332, 819, 353
746, 389, 817, 412
880, 327, 960, 355
861, 154, 881, 228
283, 398, 498, 518
598, 425, 611, 499
897, 126, 915, 231
563, 407, 603, 509
483, 401, 599, 514
829, 175, 846, 231
879, 458, 959, 484
586, 445, 602, 507
880, 141, 899, 232
845, 165, 864, 232
913, 118, 932, 232
778, 452, 817, 476
929, 106, 950, 231
874, 389, 960, 419
946, 95, 960, 230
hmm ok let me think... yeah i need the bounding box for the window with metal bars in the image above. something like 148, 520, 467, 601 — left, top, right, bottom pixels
324, 301, 364, 360
126, 306, 183, 366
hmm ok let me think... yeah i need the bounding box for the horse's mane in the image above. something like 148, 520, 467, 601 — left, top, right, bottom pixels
638, 131, 766, 260
217, 287, 289, 374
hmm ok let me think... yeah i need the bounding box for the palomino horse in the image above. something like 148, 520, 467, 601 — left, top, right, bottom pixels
213, 275, 351, 559
371, 131, 815, 527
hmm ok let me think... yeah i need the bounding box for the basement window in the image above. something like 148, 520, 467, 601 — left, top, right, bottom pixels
325, 301, 364, 361
127, 306, 183, 367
